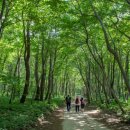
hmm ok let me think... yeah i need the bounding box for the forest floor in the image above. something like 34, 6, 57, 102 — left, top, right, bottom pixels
29, 103, 130, 130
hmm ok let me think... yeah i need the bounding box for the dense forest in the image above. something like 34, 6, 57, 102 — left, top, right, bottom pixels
0, 0, 130, 129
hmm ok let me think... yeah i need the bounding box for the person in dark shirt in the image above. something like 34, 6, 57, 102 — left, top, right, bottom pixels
65, 95, 71, 112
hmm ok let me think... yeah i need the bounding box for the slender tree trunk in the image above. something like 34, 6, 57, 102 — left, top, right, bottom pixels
65, 79, 69, 96
125, 51, 129, 100
117, 71, 121, 98
86, 62, 91, 104
39, 40, 46, 101
97, 77, 103, 104
9, 45, 24, 103
34, 51, 40, 100
76, 59, 91, 103
48, 49, 57, 100
93, 66, 109, 106
20, 20, 30, 103
110, 60, 125, 113
0, 0, 11, 38
45, 54, 52, 100
0, 0, 6, 38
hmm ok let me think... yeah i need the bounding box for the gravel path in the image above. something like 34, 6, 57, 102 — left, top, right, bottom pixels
61, 108, 111, 130
37, 106, 112, 130
32, 104, 130, 130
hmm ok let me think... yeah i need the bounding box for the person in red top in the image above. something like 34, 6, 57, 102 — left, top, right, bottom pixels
75, 96, 80, 112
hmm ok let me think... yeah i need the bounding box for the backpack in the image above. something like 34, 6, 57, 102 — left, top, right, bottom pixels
75, 98, 79, 104
81, 100, 85, 105
66, 96, 71, 103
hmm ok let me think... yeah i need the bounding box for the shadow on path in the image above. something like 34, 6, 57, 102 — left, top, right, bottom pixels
62, 110, 111, 130
34, 107, 111, 130
35, 109, 64, 130
31, 106, 130, 130
86, 106, 130, 130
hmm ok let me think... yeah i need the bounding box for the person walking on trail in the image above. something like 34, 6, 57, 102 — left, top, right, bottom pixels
75, 96, 80, 112
80, 97, 85, 112
65, 95, 71, 112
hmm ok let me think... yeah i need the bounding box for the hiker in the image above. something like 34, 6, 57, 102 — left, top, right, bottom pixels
65, 95, 71, 112
80, 97, 85, 112
75, 96, 80, 112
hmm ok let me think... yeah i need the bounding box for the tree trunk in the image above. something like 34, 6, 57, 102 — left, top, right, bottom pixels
39, 39, 46, 101
86, 62, 91, 104
48, 49, 57, 100
0, 0, 11, 38
9, 45, 24, 103
20, 20, 30, 103
45, 54, 52, 100
34, 51, 40, 100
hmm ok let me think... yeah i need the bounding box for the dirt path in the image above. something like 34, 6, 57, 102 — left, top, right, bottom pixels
60, 110, 111, 130
30, 104, 130, 130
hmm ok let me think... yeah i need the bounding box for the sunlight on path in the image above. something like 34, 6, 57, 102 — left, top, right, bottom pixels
39, 106, 113, 130
62, 107, 111, 130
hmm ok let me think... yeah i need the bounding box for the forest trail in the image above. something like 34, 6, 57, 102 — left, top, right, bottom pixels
33, 104, 121, 130
59, 109, 111, 130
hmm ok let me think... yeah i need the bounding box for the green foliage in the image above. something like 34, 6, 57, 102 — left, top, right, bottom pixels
50, 97, 64, 107
93, 98, 126, 111
0, 0, 130, 125
0, 97, 64, 129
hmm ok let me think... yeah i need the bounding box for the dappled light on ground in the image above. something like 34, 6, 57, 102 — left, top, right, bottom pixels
38, 107, 111, 130
106, 118, 120, 123
85, 109, 121, 123
85, 110, 101, 114
33, 106, 130, 130
86, 106, 130, 130
62, 108, 111, 130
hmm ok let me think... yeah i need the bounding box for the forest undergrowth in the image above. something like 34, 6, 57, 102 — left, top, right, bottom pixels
0, 96, 64, 130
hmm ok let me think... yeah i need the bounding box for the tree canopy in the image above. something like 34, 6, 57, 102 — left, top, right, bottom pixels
0, 0, 130, 113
